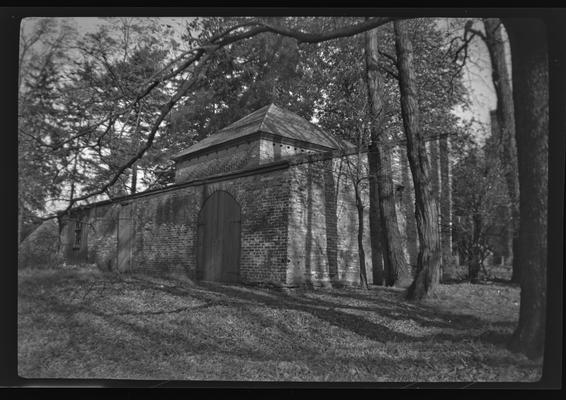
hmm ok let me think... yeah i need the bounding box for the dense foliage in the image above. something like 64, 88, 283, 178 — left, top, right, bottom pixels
18, 17, 470, 219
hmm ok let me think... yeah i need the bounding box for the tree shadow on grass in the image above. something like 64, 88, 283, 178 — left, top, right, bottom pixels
187, 282, 514, 347
306, 285, 517, 331
18, 270, 537, 381
24, 273, 517, 373
107, 277, 515, 348
42, 294, 323, 370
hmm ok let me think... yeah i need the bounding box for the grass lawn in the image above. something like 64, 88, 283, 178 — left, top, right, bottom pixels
18, 265, 542, 382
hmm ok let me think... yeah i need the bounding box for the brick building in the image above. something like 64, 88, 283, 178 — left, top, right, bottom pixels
59, 104, 406, 287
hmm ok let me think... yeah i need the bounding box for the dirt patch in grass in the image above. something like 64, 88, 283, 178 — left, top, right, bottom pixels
18, 266, 542, 382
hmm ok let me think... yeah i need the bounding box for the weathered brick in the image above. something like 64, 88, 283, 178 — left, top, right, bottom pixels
59, 108, 408, 288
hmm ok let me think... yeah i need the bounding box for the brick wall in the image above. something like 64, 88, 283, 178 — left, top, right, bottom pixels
60, 148, 408, 287
199, 173, 290, 284
60, 165, 290, 284
175, 137, 324, 184
61, 204, 122, 270
286, 152, 374, 287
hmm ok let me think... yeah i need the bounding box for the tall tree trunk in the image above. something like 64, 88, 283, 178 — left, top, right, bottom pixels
504, 18, 548, 360
378, 146, 410, 286
365, 26, 410, 287
400, 147, 418, 270
355, 184, 369, 290
483, 18, 521, 283
394, 20, 442, 300
439, 134, 456, 280
489, 111, 514, 265
368, 139, 385, 286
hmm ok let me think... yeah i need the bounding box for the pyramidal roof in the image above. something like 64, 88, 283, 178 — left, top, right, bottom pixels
171, 103, 351, 160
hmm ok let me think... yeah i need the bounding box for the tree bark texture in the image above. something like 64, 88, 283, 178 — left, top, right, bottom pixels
394, 20, 442, 300
428, 137, 441, 205
490, 111, 519, 266
365, 27, 410, 287
400, 147, 418, 269
368, 148, 385, 286
355, 185, 369, 290
483, 18, 521, 282
377, 145, 411, 286
504, 18, 548, 360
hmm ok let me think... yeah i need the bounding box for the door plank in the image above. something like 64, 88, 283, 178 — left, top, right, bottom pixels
199, 191, 241, 282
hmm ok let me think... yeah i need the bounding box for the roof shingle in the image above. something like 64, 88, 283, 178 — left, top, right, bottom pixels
171, 104, 352, 160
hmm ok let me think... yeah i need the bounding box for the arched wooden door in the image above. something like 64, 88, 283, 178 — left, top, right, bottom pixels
197, 191, 241, 282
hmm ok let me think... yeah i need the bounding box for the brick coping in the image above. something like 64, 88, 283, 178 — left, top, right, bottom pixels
60, 146, 370, 216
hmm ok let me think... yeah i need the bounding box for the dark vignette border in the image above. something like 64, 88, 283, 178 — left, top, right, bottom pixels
2, 5, 564, 392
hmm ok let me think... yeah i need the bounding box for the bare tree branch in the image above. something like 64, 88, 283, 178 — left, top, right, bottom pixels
54, 16, 402, 216
245, 17, 396, 44
64, 51, 214, 212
